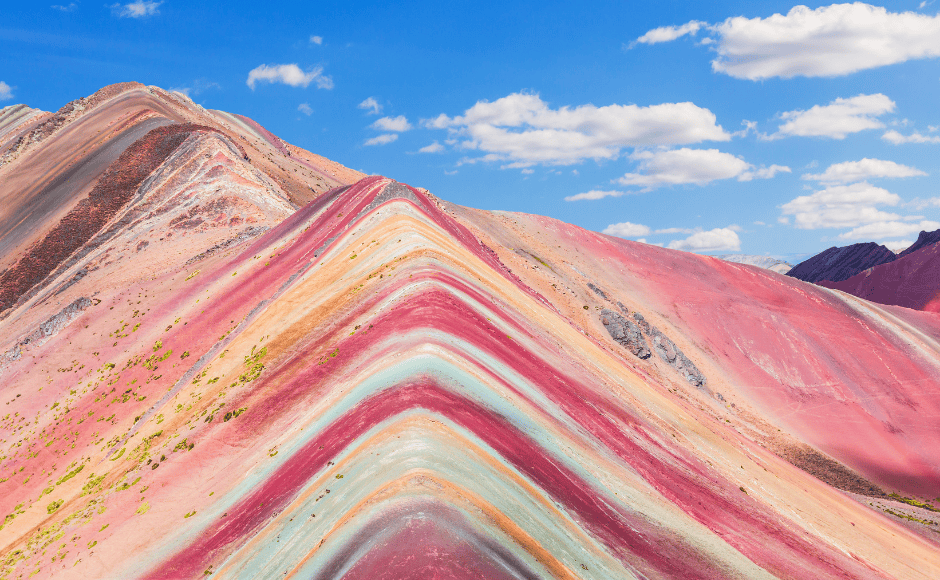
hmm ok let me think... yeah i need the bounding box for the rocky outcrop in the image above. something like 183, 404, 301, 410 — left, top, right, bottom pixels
0, 296, 93, 372
587, 282, 608, 300
786, 242, 896, 283
600, 307, 707, 389
600, 308, 651, 359
632, 313, 707, 389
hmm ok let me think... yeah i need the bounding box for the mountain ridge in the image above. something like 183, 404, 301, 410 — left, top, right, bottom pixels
0, 84, 939, 579
785, 241, 897, 283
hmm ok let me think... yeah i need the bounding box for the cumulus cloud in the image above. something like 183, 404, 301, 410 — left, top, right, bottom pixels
667, 228, 741, 252
418, 141, 445, 153
602, 222, 651, 238
637, 4, 940, 79
0, 81, 13, 101
767, 94, 894, 140
364, 134, 398, 146
421, 92, 730, 167
371, 115, 412, 132
246, 64, 333, 90
838, 220, 940, 240
780, 182, 904, 229
565, 190, 628, 201
802, 158, 926, 183
110, 1, 161, 18
298, 103, 313, 116
613, 148, 787, 190
633, 21, 706, 45
358, 97, 382, 115
882, 130, 940, 144
310, 35, 323, 45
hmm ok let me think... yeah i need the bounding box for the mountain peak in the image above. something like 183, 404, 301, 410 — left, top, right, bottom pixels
1, 85, 939, 580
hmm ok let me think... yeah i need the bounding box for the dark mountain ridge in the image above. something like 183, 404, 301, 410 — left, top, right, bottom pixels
786, 242, 896, 283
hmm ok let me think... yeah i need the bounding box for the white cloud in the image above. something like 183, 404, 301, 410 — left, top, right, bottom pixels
422, 92, 730, 167
639, 4, 940, 79
51, 3, 77, 11
364, 134, 398, 146
633, 21, 705, 45
739, 164, 791, 181
780, 182, 904, 229
839, 220, 940, 240
418, 141, 444, 153
110, 1, 161, 18
613, 148, 786, 190
768, 94, 894, 140
246, 64, 333, 90
667, 228, 741, 252
310, 35, 323, 45
883, 239, 914, 252
602, 222, 652, 238
908, 197, 940, 210
655, 227, 696, 234
358, 97, 382, 115
298, 103, 313, 116
565, 190, 628, 201
0, 81, 13, 101
882, 130, 940, 144
802, 158, 926, 183
371, 115, 412, 132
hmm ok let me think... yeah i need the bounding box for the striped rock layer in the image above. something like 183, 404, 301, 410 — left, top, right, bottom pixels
0, 86, 939, 579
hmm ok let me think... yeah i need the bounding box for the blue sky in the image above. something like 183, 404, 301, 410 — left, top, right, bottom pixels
2, 1, 940, 259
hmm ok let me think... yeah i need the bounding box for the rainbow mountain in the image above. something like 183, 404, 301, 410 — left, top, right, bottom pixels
1, 84, 939, 579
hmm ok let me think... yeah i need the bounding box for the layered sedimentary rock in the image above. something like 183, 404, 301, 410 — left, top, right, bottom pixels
1, 86, 939, 580
786, 242, 896, 283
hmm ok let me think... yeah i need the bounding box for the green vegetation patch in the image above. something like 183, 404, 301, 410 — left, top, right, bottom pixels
239, 346, 267, 383
81, 473, 107, 497
55, 464, 84, 486
890, 493, 939, 512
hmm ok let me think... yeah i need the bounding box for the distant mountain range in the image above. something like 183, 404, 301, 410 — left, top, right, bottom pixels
717, 254, 793, 274
787, 229, 940, 312
786, 242, 897, 283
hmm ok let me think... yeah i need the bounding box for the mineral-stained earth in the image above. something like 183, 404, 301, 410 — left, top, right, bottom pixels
1, 84, 939, 579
